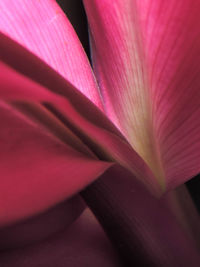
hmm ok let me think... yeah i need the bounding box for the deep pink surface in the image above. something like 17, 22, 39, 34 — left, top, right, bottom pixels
84, 0, 200, 190
0, 0, 200, 264
0, 0, 103, 109
0, 32, 160, 225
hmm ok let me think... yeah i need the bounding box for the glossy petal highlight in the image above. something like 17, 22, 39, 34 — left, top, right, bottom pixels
0, 0, 103, 109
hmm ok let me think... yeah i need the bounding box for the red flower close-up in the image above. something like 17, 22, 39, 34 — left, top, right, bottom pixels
0, 0, 200, 266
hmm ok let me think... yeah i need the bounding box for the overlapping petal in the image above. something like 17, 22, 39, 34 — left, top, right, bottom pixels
83, 0, 200, 191
0, 1, 199, 263
83, 0, 165, 190
0, 0, 103, 109
0, 209, 122, 267
0, 98, 111, 226
0, 34, 160, 225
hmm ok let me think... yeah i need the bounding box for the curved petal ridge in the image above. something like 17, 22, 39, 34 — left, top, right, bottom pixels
0, 34, 159, 194
0, 99, 111, 226
0, 0, 103, 109
0, 60, 158, 194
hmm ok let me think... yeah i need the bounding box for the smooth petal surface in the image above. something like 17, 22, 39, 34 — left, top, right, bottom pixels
84, 0, 200, 191
83, 0, 165, 190
0, 97, 111, 226
162, 185, 200, 248
0, 34, 159, 194
136, 0, 200, 190
0, 197, 85, 250
0, 106, 111, 228
0, 33, 113, 225
0, 209, 122, 267
0, 0, 103, 109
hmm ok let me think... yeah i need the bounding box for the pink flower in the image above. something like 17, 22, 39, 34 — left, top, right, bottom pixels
0, 0, 200, 265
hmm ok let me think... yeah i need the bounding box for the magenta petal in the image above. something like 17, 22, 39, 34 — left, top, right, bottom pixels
0, 99, 111, 226
0, 61, 112, 226
84, 0, 200, 191
0, 0, 103, 109
137, 0, 200, 189
0, 34, 159, 194
83, 0, 167, 190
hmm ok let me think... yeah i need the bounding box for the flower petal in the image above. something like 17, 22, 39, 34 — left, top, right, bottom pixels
0, 196, 85, 250
0, 209, 122, 267
136, 0, 200, 190
84, 0, 200, 191
83, 0, 165, 190
0, 0, 103, 108
0, 98, 111, 227
0, 33, 159, 194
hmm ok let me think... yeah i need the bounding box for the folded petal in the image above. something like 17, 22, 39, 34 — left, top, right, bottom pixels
0, 99, 111, 227
0, 33, 159, 194
0, 0, 103, 109
84, 0, 200, 191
